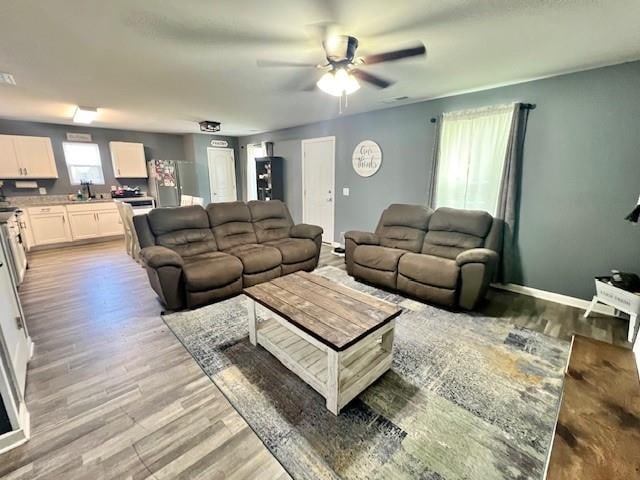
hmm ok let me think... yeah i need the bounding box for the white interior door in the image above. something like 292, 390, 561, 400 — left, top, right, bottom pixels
207, 148, 237, 203
302, 137, 335, 243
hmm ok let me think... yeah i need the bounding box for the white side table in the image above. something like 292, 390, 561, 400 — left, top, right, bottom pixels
584, 277, 640, 343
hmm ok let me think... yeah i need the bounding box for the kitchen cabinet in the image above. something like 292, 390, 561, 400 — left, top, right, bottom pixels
110, 142, 147, 178
0, 135, 20, 178
24, 203, 124, 247
66, 203, 124, 241
67, 211, 99, 240
0, 227, 32, 451
27, 206, 71, 246
0, 135, 58, 179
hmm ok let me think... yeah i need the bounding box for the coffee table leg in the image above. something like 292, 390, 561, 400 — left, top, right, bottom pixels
381, 325, 395, 353
326, 349, 340, 415
247, 298, 257, 346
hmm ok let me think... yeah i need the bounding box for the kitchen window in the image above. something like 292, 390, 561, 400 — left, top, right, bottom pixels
63, 142, 105, 185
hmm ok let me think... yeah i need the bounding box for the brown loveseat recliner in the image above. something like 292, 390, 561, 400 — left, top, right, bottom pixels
133, 200, 322, 310
345, 204, 502, 309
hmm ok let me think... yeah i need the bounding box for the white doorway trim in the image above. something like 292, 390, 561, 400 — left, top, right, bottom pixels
207, 147, 237, 203
301, 136, 336, 244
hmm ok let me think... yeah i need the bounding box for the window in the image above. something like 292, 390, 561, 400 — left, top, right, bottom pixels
433, 104, 514, 214
246, 143, 266, 201
63, 142, 105, 185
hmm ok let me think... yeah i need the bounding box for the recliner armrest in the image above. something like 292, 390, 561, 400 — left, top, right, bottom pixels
139, 246, 184, 269
344, 230, 379, 245
290, 223, 323, 240
456, 248, 498, 267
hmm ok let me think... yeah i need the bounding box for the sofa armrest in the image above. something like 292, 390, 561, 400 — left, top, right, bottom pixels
344, 230, 379, 245
290, 223, 323, 240
139, 246, 184, 269
456, 248, 498, 267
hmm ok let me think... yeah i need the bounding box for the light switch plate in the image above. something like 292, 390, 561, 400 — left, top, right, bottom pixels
342, 187, 350, 196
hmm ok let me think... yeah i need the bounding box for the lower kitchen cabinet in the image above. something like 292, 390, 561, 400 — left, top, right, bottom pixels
27, 206, 72, 246
26, 202, 124, 247
67, 211, 100, 240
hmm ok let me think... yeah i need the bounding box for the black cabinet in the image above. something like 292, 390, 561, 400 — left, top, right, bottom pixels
255, 156, 284, 201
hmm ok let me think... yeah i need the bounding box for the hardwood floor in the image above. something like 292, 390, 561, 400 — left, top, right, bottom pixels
0, 241, 289, 480
0, 241, 629, 479
546, 336, 640, 480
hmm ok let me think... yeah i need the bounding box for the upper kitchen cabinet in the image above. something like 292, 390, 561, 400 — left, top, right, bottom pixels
110, 141, 147, 178
0, 134, 58, 179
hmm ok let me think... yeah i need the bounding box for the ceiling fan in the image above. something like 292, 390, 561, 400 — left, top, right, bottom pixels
257, 34, 426, 97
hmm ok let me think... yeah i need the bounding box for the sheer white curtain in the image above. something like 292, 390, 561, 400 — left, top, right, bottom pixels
246, 143, 266, 201
434, 104, 516, 214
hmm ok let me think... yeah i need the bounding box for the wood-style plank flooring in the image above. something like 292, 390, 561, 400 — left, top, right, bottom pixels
0, 241, 289, 480
546, 335, 640, 480
0, 241, 630, 479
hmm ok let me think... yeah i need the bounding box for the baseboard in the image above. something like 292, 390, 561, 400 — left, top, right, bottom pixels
0, 404, 30, 455
491, 282, 617, 317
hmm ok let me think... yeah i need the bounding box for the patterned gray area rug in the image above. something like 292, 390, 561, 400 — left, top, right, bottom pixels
163, 266, 569, 480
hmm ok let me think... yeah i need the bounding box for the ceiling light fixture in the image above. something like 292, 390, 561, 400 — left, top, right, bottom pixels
73, 106, 98, 124
317, 68, 360, 97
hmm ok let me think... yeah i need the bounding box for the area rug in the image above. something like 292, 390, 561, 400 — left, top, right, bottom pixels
163, 266, 569, 480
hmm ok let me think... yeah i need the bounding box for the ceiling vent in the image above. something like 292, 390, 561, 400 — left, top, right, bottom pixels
0, 73, 16, 86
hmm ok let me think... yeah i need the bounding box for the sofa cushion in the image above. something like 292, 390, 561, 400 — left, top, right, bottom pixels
398, 253, 459, 289
265, 238, 316, 264
148, 205, 218, 258
207, 202, 258, 250
353, 245, 406, 272
224, 243, 282, 274
248, 200, 294, 243
377, 204, 432, 252
182, 252, 243, 291
422, 207, 493, 259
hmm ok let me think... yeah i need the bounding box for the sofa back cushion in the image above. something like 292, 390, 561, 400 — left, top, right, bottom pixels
248, 200, 293, 243
207, 202, 258, 250
147, 205, 218, 257
422, 207, 493, 259
375, 204, 432, 253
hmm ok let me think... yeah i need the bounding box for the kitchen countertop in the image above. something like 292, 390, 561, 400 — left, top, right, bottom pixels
0, 211, 16, 224
7, 195, 155, 208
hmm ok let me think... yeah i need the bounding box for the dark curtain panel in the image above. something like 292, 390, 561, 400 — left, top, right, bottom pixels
427, 116, 442, 208
496, 104, 530, 283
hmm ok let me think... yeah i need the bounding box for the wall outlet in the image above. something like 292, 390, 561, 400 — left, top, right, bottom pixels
39, 187, 47, 195
342, 187, 350, 196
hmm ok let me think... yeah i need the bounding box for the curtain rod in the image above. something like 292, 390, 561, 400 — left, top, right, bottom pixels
429, 103, 536, 123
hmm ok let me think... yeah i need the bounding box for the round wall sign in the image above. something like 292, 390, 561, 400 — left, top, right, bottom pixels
352, 140, 382, 177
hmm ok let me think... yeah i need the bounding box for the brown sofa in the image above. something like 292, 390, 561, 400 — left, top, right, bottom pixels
134, 200, 322, 310
345, 204, 501, 309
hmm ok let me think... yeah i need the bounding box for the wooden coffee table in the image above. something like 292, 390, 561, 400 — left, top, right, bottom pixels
243, 271, 402, 415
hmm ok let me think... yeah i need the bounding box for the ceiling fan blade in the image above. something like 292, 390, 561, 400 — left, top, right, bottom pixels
257, 59, 318, 68
362, 44, 426, 65
351, 69, 394, 89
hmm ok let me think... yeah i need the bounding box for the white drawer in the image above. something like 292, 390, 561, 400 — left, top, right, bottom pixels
66, 202, 117, 213
28, 205, 67, 216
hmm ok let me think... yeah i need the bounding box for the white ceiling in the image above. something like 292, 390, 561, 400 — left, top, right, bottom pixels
0, 0, 639, 136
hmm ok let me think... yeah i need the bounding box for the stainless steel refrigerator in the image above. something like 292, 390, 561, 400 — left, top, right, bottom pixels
147, 160, 197, 207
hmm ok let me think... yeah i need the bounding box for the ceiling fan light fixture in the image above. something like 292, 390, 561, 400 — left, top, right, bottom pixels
317, 68, 360, 97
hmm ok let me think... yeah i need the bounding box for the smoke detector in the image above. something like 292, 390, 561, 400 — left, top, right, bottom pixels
0, 73, 16, 86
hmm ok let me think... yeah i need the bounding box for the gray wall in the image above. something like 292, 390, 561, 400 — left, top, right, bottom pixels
182, 133, 241, 204
240, 61, 640, 300
0, 119, 185, 197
